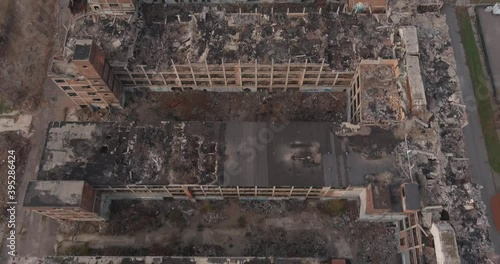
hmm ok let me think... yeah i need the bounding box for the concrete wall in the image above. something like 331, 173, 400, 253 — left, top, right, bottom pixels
430, 222, 461, 264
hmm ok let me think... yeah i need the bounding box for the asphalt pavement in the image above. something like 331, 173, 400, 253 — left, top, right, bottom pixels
444, 4, 500, 255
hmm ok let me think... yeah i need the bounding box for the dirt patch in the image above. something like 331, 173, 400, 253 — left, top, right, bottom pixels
0, 0, 57, 111
58, 199, 399, 262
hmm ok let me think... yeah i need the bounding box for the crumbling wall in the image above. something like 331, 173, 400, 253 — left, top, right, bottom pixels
430, 222, 461, 264
58, 4, 401, 95
355, 60, 405, 124
405, 55, 427, 114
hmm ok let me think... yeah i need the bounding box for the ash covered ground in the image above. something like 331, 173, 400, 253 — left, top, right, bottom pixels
77, 90, 347, 124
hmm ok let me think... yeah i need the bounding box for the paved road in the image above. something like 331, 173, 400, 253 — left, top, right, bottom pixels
445, 5, 500, 255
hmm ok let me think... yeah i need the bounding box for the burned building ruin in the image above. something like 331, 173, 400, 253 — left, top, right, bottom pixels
25, 121, 413, 220
24, 120, 429, 261
51, 1, 428, 127
32, 0, 496, 263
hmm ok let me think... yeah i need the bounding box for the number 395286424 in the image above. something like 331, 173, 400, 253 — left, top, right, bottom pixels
7, 150, 16, 201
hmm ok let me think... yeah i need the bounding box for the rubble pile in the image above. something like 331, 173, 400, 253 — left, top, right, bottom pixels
168, 122, 220, 185
58, 220, 106, 236
347, 125, 402, 159
354, 4, 495, 261
57, 199, 399, 261
202, 210, 227, 225
437, 183, 492, 262
415, 14, 465, 128
64, 4, 396, 72
68, 16, 141, 64
243, 228, 334, 257
342, 221, 400, 263
134, 5, 395, 70
411, 13, 494, 262
359, 63, 405, 124
60, 200, 208, 236
38, 122, 223, 186
240, 200, 307, 216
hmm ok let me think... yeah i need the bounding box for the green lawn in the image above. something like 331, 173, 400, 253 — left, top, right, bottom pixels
457, 8, 500, 177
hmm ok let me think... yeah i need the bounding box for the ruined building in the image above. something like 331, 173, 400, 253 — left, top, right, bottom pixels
27, 1, 472, 263
84, 0, 389, 16
25, 121, 416, 222
51, 1, 427, 126
54, 40, 123, 109
75, 0, 442, 16
43, 0, 432, 224
24, 181, 101, 221
24, 120, 425, 261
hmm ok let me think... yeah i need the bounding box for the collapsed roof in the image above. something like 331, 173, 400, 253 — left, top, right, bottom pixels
37, 121, 378, 187
63, 3, 396, 72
